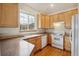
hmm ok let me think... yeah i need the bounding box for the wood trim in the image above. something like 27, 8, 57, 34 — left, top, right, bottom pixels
49, 8, 78, 15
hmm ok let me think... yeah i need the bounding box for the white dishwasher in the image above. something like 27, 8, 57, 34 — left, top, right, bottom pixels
41, 35, 47, 48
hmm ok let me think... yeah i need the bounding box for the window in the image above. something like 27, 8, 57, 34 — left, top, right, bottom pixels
20, 12, 37, 31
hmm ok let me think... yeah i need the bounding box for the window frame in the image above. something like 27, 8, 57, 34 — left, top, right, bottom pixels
20, 11, 37, 32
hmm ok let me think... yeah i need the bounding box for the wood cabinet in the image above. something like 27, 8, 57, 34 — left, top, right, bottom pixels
58, 13, 65, 21
0, 4, 2, 26
45, 15, 50, 28
27, 36, 41, 55
37, 13, 50, 28
64, 36, 71, 51
37, 9, 78, 29
64, 11, 72, 28
71, 9, 78, 15
49, 15, 54, 28
49, 9, 78, 28
53, 14, 59, 22
27, 38, 36, 44
35, 37, 41, 51
47, 33, 51, 45
0, 42, 1, 56
37, 13, 45, 28
0, 3, 18, 27
41, 15, 45, 28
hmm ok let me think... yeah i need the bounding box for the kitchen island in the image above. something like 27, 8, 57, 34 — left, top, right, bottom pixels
0, 33, 44, 56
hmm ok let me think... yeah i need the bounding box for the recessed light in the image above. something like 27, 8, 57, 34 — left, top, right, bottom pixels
50, 4, 54, 7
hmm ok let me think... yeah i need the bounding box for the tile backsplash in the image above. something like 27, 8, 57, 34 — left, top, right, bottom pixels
46, 28, 71, 34
0, 28, 45, 35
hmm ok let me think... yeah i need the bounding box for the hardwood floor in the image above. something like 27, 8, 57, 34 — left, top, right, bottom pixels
34, 45, 71, 56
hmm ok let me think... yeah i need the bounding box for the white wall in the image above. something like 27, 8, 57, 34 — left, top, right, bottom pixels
46, 28, 71, 34
19, 4, 39, 16
0, 28, 44, 35
0, 28, 19, 34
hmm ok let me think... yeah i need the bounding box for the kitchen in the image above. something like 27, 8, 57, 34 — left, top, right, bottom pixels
0, 3, 78, 56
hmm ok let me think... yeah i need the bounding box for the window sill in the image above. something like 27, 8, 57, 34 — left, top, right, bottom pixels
19, 29, 38, 32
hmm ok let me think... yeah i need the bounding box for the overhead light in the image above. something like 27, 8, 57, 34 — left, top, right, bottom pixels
50, 4, 54, 7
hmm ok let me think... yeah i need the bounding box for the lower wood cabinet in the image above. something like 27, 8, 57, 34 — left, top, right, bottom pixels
35, 37, 41, 51
64, 36, 71, 51
0, 41, 1, 56
47, 33, 51, 45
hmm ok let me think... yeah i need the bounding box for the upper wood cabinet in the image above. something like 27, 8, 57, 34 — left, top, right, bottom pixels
0, 4, 18, 28
49, 15, 54, 28
71, 9, 78, 15
37, 13, 45, 28
49, 9, 78, 29
0, 4, 2, 26
45, 15, 50, 28
58, 13, 65, 21
64, 11, 72, 28
37, 9, 78, 29
53, 14, 59, 22
37, 13, 50, 29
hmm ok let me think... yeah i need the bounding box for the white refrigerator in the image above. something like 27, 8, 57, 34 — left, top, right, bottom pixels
71, 14, 79, 56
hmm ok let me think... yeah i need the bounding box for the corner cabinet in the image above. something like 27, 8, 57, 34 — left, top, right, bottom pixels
0, 4, 18, 28
37, 13, 50, 29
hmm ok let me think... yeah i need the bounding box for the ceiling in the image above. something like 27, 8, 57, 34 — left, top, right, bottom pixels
23, 3, 77, 14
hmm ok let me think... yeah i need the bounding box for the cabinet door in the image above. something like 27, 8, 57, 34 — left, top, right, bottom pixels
64, 11, 72, 28
58, 13, 65, 21
35, 37, 41, 51
49, 15, 54, 28
1, 4, 18, 27
27, 38, 35, 44
41, 15, 45, 28
0, 4, 2, 26
45, 15, 50, 28
64, 36, 71, 51
71, 9, 78, 15
37, 14, 50, 29
53, 14, 59, 22
47, 34, 51, 45
0, 41, 1, 56
37, 14, 45, 28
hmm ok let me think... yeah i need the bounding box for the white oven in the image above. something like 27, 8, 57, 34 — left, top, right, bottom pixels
51, 34, 64, 49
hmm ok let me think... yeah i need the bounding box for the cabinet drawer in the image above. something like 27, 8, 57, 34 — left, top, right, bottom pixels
27, 38, 35, 44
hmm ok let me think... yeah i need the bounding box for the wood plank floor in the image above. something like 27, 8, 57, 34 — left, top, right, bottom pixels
34, 45, 71, 56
